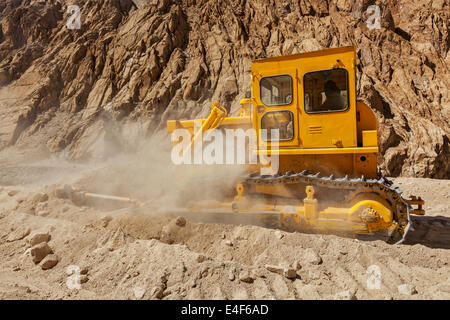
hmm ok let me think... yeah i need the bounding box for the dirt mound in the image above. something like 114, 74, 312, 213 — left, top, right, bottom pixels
0, 0, 448, 177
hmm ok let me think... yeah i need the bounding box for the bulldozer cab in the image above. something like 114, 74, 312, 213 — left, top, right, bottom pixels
252, 46, 357, 149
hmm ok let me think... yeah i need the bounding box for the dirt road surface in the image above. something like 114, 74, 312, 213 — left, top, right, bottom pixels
0, 147, 448, 300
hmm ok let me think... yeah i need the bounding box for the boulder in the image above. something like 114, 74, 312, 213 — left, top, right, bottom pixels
40, 254, 59, 270
30, 242, 52, 264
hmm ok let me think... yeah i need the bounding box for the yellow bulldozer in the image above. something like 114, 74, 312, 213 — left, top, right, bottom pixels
60, 46, 424, 244
165, 46, 425, 244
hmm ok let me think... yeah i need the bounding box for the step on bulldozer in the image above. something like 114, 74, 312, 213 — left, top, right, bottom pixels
59, 46, 425, 244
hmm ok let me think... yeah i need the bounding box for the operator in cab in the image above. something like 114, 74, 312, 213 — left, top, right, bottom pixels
318, 80, 346, 111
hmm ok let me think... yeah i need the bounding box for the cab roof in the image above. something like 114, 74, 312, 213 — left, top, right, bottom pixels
253, 46, 356, 64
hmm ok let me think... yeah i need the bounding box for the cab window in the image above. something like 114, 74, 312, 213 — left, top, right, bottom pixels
260, 75, 292, 106
304, 69, 349, 113
261, 111, 294, 141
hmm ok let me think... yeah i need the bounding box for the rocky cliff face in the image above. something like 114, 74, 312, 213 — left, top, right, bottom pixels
0, 0, 448, 178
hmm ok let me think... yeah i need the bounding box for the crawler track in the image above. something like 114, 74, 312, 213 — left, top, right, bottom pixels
243, 171, 411, 244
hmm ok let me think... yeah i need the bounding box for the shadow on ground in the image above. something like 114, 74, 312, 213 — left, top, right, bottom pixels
403, 215, 450, 250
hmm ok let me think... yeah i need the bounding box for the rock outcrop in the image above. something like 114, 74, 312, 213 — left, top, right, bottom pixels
0, 0, 448, 177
